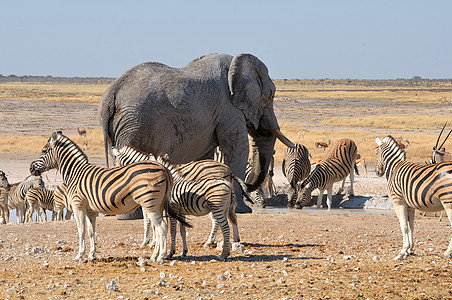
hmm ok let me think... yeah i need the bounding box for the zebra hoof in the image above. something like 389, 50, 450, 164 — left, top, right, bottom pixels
74, 256, 86, 263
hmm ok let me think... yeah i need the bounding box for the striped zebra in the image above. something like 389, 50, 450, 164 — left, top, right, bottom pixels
157, 155, 249, 260
295, 138, 359, 210
29, 131, 186, 263
25, 187, 55, 222
282, 144, 311, 208
7, 175, 45, 223
0, 171, 11, 224
54, 183, 72, 221
113, 145, 250, 258
375, 135, 452, 259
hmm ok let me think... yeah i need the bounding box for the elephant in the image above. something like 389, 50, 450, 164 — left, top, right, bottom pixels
99, 53, 295, 214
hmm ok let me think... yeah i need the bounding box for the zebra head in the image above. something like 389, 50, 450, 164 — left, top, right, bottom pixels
294, 177, 314, 209
30, 131, 88, 176
375, 136, 406, 179
0, 170, 10, 191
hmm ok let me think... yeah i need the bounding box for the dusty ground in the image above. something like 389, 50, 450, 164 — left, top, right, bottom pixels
1, 83, 452, 299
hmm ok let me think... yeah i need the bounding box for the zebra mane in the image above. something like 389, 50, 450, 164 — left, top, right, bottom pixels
155, 154, 183, 180
382, 135, 406, 161
56, 134, 89, 163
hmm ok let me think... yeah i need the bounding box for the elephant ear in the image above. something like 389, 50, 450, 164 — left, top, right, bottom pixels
228, 53, 275, 129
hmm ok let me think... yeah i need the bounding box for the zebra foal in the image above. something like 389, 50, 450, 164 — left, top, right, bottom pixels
25, 187, 55, 222
0, 171, 11, 224
29, 131, 186, 263
282, 144, 311, 208
7, 175, 45, 223
295, 138, 359, 210
375, 135, 452, 259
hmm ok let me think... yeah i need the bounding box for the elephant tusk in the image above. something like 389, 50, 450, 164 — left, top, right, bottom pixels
272, 128, 296, 148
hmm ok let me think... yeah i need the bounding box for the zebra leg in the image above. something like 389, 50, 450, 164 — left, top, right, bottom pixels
140, 210, 151, 248
179, 219, 189, 257
317, 189, 325, 208
338, 178, 346, 194
349, 167, 355, 196
326, 186, 333, 210
393, 201, 411, 260
86, 212, 97, 261
229, 209, 240, 243
73, 207, 87, 262
167, 217, 177, 258
407, 207, 415, 255
144, 210, 167, 264
65, 209, 72, 220
287, 188, 295, 208
443, 206, 452, 257
204, 212, 218, 248
215, 210, 231, 261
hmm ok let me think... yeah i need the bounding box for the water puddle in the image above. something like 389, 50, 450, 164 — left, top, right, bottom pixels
252, 206, 394, 215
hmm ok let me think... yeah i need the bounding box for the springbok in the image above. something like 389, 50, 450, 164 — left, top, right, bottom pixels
395, 137, 411, 149
314, 140, 331, 152
432, 122, 452, 163
356, 157, 368, 178
77, 128, 87, 138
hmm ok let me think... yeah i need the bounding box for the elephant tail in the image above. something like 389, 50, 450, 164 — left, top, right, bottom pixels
232, 174, 254, 204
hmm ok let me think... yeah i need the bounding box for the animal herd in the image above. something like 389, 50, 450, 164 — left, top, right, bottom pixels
0, 53, 451, 265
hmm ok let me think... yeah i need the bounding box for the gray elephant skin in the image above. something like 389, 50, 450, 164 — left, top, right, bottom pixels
99, 53, 295, 213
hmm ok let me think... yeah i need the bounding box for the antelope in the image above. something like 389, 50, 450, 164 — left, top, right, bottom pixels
314, 140, 331, 152
77, 128, 87, 138
432, 122, 452, 163
395, 137, 410, 149
355, 157, 368, 178
298, 129, 306, 139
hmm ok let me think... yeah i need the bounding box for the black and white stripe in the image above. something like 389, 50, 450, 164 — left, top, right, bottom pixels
7, 175, 45, 223
53, 183, 72, 221
113, 145, 250, 259
295, 138, 359, 210
282, 144, 311, 208
29, 131, 184, 263
0, 171, 11, 224
25, 187, 55, 222
376, 135, 452, 259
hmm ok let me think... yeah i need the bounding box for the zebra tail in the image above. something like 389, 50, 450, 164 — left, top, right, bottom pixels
164, 199, 192, 228
232, 174, 254, 204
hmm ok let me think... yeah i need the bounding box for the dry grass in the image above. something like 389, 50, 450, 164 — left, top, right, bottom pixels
0, 82, 108, 104
0, 130, 105, 154
1, 79, 451, 166
274, 79, 452, 103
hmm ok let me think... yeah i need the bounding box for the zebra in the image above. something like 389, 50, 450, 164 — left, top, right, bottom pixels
7, 175, 45, 223
375, 135, 452, 259
53, 183, 72, 221
0, 171, 11, 224
29, 131, 187, 263
112, 145, 251, 258
156, 155, 249, 260
295, 138, 359, 210
25, 187, 55, 222
282, 144, 311, 208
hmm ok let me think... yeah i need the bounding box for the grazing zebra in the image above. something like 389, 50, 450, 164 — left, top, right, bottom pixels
282, 144, 311, 208
295, 138, 359, 210
54, 183, 72, 221
7, 175, 45, 223
113, 145, 250, 258
375, 135, 452, 259
25, 187, 55, 222
0, 171, 11, 224
29, 131, 186, 263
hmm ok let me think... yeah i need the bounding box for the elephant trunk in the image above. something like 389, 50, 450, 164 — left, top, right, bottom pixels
245, 124, 277, 192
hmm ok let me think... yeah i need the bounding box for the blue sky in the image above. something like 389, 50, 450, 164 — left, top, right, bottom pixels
1, 0, 451, 79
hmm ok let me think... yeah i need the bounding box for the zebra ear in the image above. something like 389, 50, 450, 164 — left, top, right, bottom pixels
111, 147, 120, 158
375, 137, 383, 146
50, 130, 63, 145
